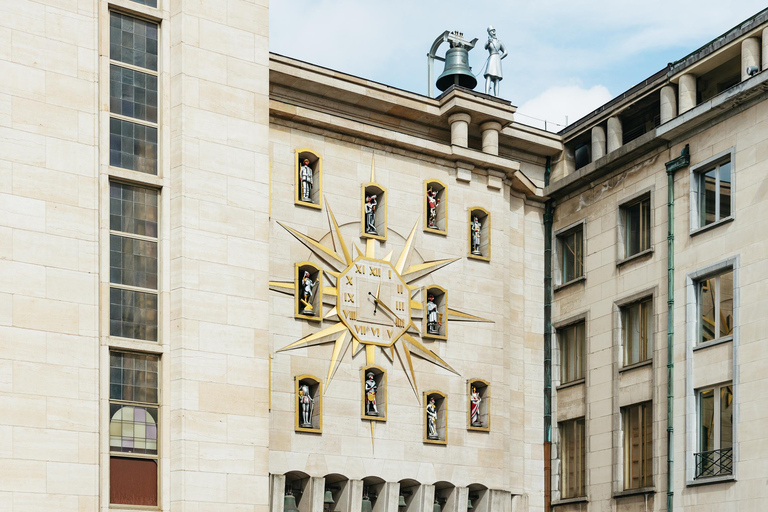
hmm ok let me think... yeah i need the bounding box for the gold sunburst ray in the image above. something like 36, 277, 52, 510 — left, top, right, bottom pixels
446, 308, 492, 323
324, 306, 339, 321
393, 339, 419, 400
277, 322, 348, 352
401, 257, 460, 283
325, 331, 351, 392
325, 198, 352, 265
382, 250, 394, 262
277, 221, 346, 272
401, 333, 458, 375
269, 281, 294, 296
395, 219, 419, 274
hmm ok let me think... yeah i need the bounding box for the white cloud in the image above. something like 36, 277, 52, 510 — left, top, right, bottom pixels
515, 85, 613, 132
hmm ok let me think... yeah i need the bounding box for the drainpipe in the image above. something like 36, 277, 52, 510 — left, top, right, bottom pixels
664, 144, 689, 512
543, 157, 553, 512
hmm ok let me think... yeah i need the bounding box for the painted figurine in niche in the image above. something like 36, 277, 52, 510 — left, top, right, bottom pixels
299, 158, 313, 202
426, 187, 440, 229
470, 386, 482, 427
300, 271, 316, 315
426, 293, 441, 335
298, 383, 314, 428
365, 372, 378, 416
426, 397, 438, 439
471, 216, 482, 255
364, 194, 378, 235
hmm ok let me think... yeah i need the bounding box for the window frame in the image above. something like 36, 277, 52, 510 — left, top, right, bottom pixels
621, 401, 653, 491
559, 417, 587, 499
109, 350, 161, 506
689, 147, 735, 235
554, 219, 586, 289
695, 269, 734, 348
620, 297, 653, 367
617, 189, 653, 264
694, 383, 734, 480
557, 320, 586, 386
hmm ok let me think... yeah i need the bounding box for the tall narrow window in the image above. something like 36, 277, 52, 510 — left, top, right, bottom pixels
559, 322, 585, 384
109, 12, 159, 174
558, 225, 584, 284
560, 418, 586, 498
696, 384, 733, 479
622, 195, 651, 258
110, 182, 159, 341
695, 158, 731, 228
622, 402, 653, 490
110, 351, 159, 506
622, 298, 652, 366
697, 270, 733, 345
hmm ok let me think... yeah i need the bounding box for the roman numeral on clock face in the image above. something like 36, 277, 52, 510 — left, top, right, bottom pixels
344, 293, 355, 303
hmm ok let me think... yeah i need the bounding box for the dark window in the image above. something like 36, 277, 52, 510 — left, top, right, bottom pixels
622, 196, 651, 258
558, 226, 584, 284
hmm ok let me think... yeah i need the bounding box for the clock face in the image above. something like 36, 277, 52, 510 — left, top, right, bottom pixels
337, 256, 410, 347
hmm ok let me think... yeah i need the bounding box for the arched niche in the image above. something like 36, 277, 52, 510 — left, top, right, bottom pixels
295, 148, 322, 209
424, 179, 448, 235
294, 374, 322, 433
362, 476, 386, 512
423, 285, 447, 340
397, 478, 423, 512
361, 182, 387, 240
323, 473, 349, 512
467, 378, 490, 432
283, 470, 311, 512
295, 262, 322, 321
468, 207, 491, 261
361, 365, 387, 422
433, 481, 457, 512
424, 390, 448, 445
467, 483, 490, 512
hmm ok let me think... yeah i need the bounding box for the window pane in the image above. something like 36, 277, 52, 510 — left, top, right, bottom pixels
110, 182, 159, 237
561, 228, 583, 283
624, 303, 640, 365
110, 12, 159, 71
130, 0, 158, 7
641, 199, 651, 251
560, 322, 585, 383
626, 202, 640, 257
699, 277, 716, 343
110, 287, 158, 341
110, 352, 159, 403
109, 404, 159, 454
720, 386, 733, 450
109, 118, 158, 174
110, 457, 158, 506
110, 65, 158, 123
719, 271, 733, 338
699, 389, 714, 452
560, 418, 585, 498
642, 299, 652, 361
110, 235, 158, 290
719, 162, 731, 219
624, 403, 652, 489
700, 169, 717, 226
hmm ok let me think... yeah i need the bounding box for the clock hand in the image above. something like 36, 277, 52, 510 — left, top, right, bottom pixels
373, 282, 381, 314
367, 293, 403, 323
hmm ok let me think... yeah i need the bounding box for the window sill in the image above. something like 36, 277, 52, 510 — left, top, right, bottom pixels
617, 247, 654, 267
690, 216, 734, 237
552, 496, 588, 506
693, 335, 733, 352
619, 359, 652, 373
613, 487, 655, 499
556, 378, 585, 391
687, 474, 736, 487
554, 275, 586, 293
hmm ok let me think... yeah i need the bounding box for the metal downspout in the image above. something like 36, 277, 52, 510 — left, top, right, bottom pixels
665, 144, 688, 512
543, 157, 553, 512
666, 166, 675, 512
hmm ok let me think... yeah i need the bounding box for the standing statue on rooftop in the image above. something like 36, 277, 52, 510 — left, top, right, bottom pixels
483, 26, 507, 97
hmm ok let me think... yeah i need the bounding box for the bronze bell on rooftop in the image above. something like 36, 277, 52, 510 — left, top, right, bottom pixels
398, 494, 407, 508
435, 31, 478, 92
436, 47, 477, 92
324, 489, 335, 504
361, 496, 373, 512
433, 498, 442, 512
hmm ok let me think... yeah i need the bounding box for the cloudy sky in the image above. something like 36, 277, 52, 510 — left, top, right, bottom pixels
270, 1, 766, 131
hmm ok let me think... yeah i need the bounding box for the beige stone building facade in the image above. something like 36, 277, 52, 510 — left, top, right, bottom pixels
1, 1, 767, 511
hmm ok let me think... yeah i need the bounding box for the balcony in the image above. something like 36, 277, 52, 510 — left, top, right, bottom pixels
694, 448, 733, 479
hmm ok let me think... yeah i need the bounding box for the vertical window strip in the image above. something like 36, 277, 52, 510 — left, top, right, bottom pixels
560, 322, 585, 384
623, 402, 652, 489
109, 350, 160, 506
560, 418, 586, 498
623, 298, 652, 366
698, 270, 733, 345
697, 159, 732, 227
109, 182, 159, 342
109, 11, 160, 175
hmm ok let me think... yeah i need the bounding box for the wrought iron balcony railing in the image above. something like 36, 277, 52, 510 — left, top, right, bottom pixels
694, 448, 733, 479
